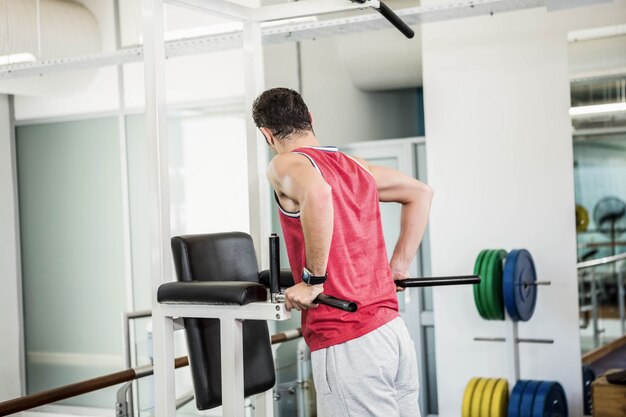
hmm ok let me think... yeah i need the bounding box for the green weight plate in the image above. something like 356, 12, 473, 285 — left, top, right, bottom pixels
462, 378, 480, 417
485, 249, 507, 321
480, 378, 498, 417
473, 250, 490, 319
471, 378, 488, 417
479, 250, 497, 319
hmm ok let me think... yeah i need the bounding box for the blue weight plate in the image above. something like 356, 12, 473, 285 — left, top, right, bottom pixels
582, 366, 595, 415
503, 250, 522, 320
514, 250, 538, 321
508, 380, 529, 417
532, 381, 568, 417
520, 380, 542, 417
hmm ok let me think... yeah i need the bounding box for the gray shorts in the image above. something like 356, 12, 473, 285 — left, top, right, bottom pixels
311, 317, 420, 417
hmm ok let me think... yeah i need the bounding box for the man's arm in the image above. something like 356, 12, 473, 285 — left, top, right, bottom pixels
267, 154, 334, 310
367, 162, 433, 287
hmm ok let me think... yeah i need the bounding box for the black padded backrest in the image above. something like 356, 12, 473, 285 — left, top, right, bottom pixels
171, 232, 260, 283
170, 232, 275, 410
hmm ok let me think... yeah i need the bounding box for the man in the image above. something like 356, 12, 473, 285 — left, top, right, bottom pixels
252, 88, 433, 417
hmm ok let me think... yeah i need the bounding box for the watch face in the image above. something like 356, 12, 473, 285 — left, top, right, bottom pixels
302, 268, 312, 284
302, 267, 326, 285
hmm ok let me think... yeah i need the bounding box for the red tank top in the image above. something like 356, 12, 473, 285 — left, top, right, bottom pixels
277, 146, 399, 351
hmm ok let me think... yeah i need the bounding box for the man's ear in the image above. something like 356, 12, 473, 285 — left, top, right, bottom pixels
259, 127, 274, 145
308, 112, 314, 126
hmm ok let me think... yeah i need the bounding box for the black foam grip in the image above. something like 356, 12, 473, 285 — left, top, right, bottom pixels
376, 1, 414, 39
269, 234, 281, 295
395, 275, 481, 287
315, 294, 358, 312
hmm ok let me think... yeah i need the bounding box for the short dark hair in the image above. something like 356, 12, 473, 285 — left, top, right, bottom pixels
252, 88, 312, 140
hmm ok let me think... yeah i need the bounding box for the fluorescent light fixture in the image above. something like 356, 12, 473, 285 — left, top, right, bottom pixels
0, 52, 37, 66
569, 102, 626, 117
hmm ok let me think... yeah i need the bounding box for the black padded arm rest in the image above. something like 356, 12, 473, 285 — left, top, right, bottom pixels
258, 269, 296, 289
158, 281, 268, 305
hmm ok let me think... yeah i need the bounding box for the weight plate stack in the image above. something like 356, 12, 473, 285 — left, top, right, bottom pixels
471, 378, 488, 417
503, 249, 538, 321
582, 365, 595, 415
480, 378, 498, 416
482, 249, 507, 321
508, 380, 569, 417
462, 378, 480, 417
532, 381, 568, 417
508, 380, 529, 417
473, 250, 490, 319
479, 250, 495, 319
462, 378, 509, 417
520, 380, 542, 417
490, 379, 509, 417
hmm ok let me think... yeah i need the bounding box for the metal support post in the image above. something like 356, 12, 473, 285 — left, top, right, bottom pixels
220, 318, 245, 417
591, 273, 600, 349
619, 270, 625, 335
505, 316, 520, 385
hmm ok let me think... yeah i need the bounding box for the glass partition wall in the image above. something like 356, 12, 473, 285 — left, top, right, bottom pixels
15, 106, 250, 412
571, 68, 626, 354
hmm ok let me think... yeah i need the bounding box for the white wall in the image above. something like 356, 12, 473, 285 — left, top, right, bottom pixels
421, 2, 626, 416
0, 94, 24, 401
300, 36, 419, 146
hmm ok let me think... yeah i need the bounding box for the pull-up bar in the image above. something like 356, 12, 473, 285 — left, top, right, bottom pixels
167, 0, 415, 39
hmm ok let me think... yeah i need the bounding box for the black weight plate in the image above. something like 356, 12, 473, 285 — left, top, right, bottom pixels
582, 366, 595, 415
532, 381, 568, 417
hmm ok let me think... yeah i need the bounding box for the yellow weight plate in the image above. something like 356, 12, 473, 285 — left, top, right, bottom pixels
490, 379, 509, 417
480, 378, 498, 417
576, 204, 589, 232
462, 378, 480, 417
471, 378, 488, 417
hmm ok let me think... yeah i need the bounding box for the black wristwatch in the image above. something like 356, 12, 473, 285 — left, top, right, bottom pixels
301, 267, 327, 285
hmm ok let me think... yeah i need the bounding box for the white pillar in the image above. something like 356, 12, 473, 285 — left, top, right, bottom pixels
141, 0, 174, 416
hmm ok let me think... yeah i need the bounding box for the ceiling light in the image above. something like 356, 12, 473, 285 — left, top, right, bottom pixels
569, 102, 626, 117
0, 53, 37, 66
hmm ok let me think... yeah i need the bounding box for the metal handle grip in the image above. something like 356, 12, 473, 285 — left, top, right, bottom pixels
376, 1, 414, 39
315, 294, 358, 312
395, 275, 481, 287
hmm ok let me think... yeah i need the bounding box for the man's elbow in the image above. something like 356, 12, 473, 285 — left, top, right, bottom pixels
412, 180, 433, 204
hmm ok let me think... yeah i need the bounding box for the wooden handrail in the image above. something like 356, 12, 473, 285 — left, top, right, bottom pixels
0, 357, 189, 416
0, 327, 302, 416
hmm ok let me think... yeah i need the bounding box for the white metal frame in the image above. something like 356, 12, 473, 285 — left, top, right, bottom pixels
156, 301, 291, 417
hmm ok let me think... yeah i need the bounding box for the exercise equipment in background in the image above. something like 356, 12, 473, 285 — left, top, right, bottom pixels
465, 248, 567, 417
473, 249, 547, 321
509, 380, 567, 417
593, 196, 626, 257
582, 365, 595, 416
576, 204, 589, 233
462, 377, 508, 417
